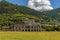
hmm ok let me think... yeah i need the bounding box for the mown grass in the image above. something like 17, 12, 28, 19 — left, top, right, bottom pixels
0, 32, 60, 40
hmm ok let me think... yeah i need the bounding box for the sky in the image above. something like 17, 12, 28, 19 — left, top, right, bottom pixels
0, 0, 60, 8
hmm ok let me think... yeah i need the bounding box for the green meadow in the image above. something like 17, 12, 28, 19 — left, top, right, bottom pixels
0, 32, 60, 40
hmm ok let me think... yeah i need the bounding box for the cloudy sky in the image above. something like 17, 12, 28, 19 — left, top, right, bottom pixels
28, 0, 54, 11
0, 0, 60, 8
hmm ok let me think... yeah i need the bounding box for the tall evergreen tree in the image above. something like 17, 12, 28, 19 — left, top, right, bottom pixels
2, 0, 6, 2
2, 0, 6, 1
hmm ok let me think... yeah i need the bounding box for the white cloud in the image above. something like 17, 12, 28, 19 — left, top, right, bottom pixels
28, 0, 53, 12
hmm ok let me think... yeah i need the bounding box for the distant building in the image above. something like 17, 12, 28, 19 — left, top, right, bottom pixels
1, 19, 58, 32
24, 19, 36, 26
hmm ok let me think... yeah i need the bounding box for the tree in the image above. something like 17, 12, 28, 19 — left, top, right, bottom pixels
2, 0, 6, 2
2, 0, 6, 1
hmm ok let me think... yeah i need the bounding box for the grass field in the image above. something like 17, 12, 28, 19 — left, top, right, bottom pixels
0, 32, 60, 40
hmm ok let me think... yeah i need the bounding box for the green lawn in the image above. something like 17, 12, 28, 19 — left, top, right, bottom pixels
0, 32, 60, 40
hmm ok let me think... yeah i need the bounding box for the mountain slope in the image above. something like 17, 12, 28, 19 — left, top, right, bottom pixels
0, 1, 42, 17
46, 8, 60, 23
0, 1, 60, 24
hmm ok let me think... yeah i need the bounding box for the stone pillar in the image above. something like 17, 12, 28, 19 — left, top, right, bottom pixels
38, 27, 39, 32
30, 26, 31, 32
33, 26, 34, 32
24, 26, 25, 32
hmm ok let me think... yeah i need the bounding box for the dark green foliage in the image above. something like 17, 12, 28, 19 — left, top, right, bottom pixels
57, 25, 60, 31
44, 26, 54, 31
